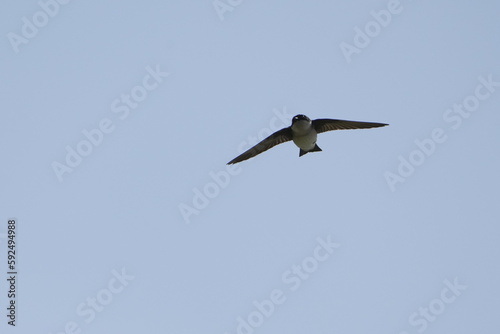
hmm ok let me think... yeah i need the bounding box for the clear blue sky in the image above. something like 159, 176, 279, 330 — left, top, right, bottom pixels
1, 1, 499, 333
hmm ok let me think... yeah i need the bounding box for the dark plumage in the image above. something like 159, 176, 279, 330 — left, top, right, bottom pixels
227, 114, 388, 165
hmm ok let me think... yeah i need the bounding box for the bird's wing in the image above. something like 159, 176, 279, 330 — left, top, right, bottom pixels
312, 119, 388, 133
227, 127, 293, 165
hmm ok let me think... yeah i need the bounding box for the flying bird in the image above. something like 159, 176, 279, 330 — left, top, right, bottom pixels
227, 114, 388, 164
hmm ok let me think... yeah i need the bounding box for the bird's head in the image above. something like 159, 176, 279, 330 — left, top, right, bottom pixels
292, 114, 311, 124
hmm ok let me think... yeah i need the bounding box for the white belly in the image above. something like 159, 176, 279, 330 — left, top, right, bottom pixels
292, 131, 317, 151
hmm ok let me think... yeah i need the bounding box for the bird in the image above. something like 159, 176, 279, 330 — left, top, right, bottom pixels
227, 114, 388, 164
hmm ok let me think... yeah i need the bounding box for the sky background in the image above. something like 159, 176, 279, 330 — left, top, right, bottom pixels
1, 1, 499, 333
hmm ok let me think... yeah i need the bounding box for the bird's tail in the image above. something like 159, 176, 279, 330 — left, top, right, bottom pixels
299, 144, 322, 157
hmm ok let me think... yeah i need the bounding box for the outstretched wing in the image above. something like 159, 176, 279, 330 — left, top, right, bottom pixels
312, 119, 388, 133
227, 127, 293, 165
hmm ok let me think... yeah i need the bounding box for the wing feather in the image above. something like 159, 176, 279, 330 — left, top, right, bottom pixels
227, 127, 293, 165
312, 119, 388, 133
